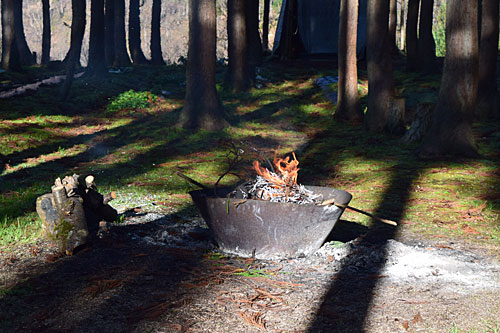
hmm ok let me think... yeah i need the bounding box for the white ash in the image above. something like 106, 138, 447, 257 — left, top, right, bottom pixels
232, 176, 323, 204
110, 210, 500, 294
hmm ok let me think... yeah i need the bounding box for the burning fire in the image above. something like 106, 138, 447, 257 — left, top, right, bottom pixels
252, 152, 299, 187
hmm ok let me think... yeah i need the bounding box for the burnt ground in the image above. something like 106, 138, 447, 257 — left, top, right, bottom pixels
1, 209, 499, 333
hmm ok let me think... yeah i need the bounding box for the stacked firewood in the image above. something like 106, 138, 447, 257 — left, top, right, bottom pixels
36, 174, 117, 254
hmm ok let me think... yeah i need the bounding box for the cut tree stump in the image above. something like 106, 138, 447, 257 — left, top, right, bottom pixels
36, 174, 118, 254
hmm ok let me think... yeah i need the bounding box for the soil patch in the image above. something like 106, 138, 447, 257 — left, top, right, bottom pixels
1, 207, 499, 332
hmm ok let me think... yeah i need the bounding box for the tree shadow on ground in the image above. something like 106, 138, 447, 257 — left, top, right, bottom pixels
0, 206, 214, 332
308, 158, 427, 331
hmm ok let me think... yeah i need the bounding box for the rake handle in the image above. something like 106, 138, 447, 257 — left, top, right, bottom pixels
321, 199, 398, 226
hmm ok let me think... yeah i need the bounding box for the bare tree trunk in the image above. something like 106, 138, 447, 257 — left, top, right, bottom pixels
150, 0, 165, 65
365, 0, 394, 132
128, 0, 148, 64
14, 0, 35, 65
245, 0, 262, 71
60, 0, 86, 101
1, 0, 21, 71
417, 0, 436, 71
418, 0, 479, 158
104, 0, 115, 66
476, 0, 500, 119
178, 0, 228, 131
226, 0, 251, 92
41, 0, 51, 65
262, 0, 270, 52
389, 0, 398, 53
406, 0, 420, 70
87, 0, 107, 76
335, 0, 362, 123
399, 0, 407, 50
113, 0, 131, 67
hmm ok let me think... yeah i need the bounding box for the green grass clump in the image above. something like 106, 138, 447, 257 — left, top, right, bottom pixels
106, 89, 159, 114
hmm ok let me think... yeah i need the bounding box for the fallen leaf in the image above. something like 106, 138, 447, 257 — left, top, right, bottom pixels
412, 312, 423, 325
402, 320, 409, 330
238, 311, 266, 330
461, 224, 480, 235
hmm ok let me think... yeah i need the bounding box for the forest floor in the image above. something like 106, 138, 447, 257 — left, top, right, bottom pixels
0, 59, 499, 332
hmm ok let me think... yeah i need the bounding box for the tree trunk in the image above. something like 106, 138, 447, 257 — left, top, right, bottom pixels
262, 0, 270, 52
150, 0, 165, 65
226, 0, 251, 92
399, 0, 407, 51
418, 0, 479, 158
388, 0, 398, 53
1, 0, 21, 71
178, 0, 228, 131
335, 0, 362, 123
104, 0, 115, 66
60, 0, 86, 101
417, 0, 436, 71
365, 0, 394, 132
245, 0, 262, 71
406, 0, 420, 70
87, 0, 107, 76
14, 0, 35, 65
113, 0, 131, 67
476, 0, 500, 119
41, 0, 51, 65
128, 0, 148, 64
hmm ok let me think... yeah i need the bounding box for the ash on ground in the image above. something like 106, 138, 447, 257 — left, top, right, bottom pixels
115, 211, 500, 294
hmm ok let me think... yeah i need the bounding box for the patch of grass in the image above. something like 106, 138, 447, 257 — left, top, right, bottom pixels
106, 89, 159, 115
234, 269, 270, 278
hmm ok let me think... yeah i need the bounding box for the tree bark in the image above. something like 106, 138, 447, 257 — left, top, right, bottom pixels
335, 0, 362, 123
150, 0, 165, 65
113, 0, 131, 67
128, 0, 148, 64
1, 0, 21, 71
41, 0, 51, 65
417, 0, 436, 71
178, 0, 228, 131
399, 0, 407, 51
388, 0, 398, 53
406, 0, 420, 70
60, 0, 86, 101
87, 0, 107, 76
418, 0, 479, 158
476, 0, 500, 119
262, 0, 270, 52
226, 0, 251, 92
365, 0, 394, 132
104, 0, 115, 66
14, 0, 35, 65
245, 0, 263, 71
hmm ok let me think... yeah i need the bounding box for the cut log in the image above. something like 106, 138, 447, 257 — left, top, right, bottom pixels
37, 174, 118, 254
49, 184, 89, 254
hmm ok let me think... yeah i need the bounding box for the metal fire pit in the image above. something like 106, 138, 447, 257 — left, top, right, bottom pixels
189, 186, 352, 259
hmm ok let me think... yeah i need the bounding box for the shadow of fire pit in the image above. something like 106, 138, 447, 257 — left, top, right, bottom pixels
189, 186, 352, 259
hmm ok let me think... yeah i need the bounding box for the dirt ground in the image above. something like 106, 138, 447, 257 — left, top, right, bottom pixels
1, 209, 499, 333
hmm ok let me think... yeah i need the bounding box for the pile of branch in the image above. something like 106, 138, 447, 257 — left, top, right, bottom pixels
232, 175, 322, 204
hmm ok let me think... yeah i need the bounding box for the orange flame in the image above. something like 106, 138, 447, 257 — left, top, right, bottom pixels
253, 152, 300, 186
